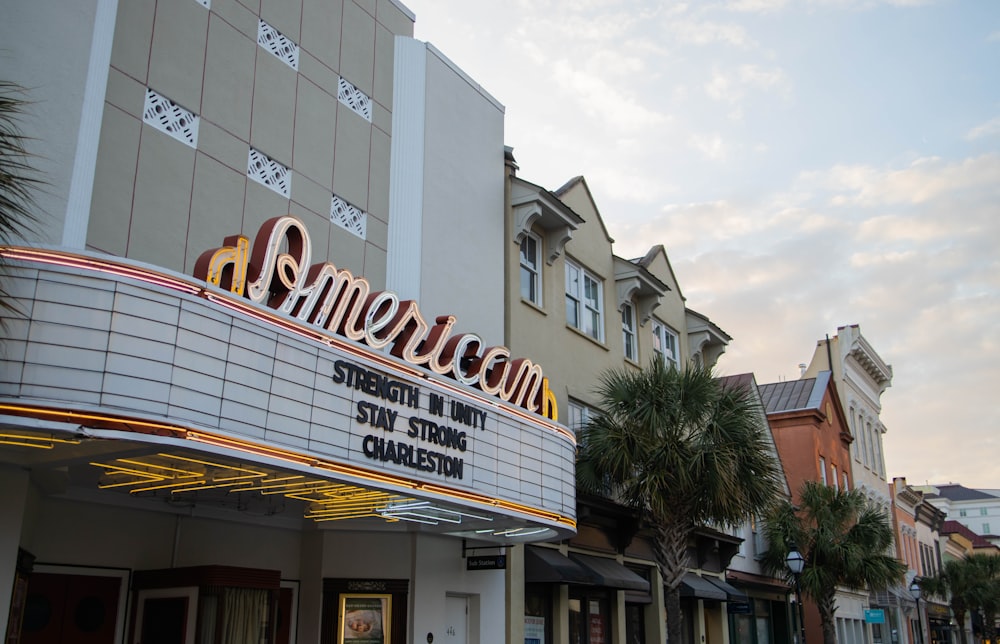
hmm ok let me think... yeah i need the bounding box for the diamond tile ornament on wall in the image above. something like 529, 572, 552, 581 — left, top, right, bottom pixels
257, 19, 299, 70
142, 89, 200, 148
247, 148, 291, 197
330, 194, 367, 239
337, 77, 372, 122
195, 0, 210, 8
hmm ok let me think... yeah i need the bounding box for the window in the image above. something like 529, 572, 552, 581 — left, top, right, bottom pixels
842, 472, 849, 491
565, 261, 604, 341
832, 465, 839, 490
960, 509, 968, 517
568, 400, 596, 436
622, 303, 637, 361
652, 321, 679, 370
819, 456, 827, 485
981, 508, 989, 516
984, 523, 992, 534
850, 409, 859, 461
520, 233, 542, 305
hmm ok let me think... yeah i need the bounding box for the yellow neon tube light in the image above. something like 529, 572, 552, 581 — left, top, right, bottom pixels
9, 402, 577, 530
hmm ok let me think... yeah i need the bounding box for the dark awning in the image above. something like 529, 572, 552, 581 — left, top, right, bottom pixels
679, 573, 727, 601
524, 546, 597, 585
568, 553, 650, 592
706, 576, 749, 602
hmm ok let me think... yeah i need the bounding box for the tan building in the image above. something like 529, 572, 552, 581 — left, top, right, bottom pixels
504, 159, 742, 644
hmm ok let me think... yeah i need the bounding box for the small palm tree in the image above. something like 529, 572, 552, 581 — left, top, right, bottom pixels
0, 80, 41, 317
761, 481, 906, 644
920, 554, 1000, 644
577, 360, 782, 644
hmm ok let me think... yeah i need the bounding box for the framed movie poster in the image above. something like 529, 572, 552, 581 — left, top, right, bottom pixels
339, 594, 391, 644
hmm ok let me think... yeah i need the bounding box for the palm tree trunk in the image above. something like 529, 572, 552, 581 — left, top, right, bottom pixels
954, 609, 968, 644
816, 591, 838, 644
653, 517, 693, 644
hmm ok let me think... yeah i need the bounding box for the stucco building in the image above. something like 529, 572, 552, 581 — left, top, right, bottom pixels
758, 372, 870, 644
0, 2, 578, 643
504, 163, 759, 644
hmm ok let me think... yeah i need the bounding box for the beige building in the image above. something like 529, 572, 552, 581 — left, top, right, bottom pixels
504, 159, 735, 644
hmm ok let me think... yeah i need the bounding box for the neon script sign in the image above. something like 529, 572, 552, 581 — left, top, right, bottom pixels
195, 216, 558, 420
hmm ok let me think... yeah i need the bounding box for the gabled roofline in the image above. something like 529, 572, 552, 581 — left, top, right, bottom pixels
634, 245, 685, 302
554, 176, 615, 245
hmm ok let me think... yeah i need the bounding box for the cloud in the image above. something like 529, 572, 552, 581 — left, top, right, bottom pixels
705, 65, 790, 103
966, 116, 1000, 141
666, 18, 753, 47
550, 59, 669, 130
802, 154, 1000, 206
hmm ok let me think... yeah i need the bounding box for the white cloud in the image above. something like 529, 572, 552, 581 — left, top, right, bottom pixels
666, 18, 753, 47
705, 64, 790, 102
803, 154, 1000, 206
966, 116, 1000, 140
550, 59, 669, 131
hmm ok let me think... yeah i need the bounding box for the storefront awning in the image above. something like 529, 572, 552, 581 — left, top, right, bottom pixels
568, 553, 650, 592
679, 573, 727, 601
524, 546, 598, 585
706, 576, 749, 602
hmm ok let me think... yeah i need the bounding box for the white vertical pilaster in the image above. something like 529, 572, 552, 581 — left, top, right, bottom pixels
386, 36, 427, 301
62, 0, 119, 248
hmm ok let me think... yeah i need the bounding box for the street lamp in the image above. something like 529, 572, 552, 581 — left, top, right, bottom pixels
910, 579, 924, 644
786, 547, 807, 644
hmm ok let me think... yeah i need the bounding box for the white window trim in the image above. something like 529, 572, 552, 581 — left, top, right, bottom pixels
565, 260, 604, 342
520, 232, 542, 306
652, 320, 680, 370
622, 302, 637, 362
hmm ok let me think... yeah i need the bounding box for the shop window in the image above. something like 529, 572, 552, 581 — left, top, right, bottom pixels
566, 260, 604, 341
652, 322, 679, 370
521, 233, 542, 305
626, 603, 645, 644
569, 591, 610, 644
622, 303, 637, 362
525, 585, 553, 644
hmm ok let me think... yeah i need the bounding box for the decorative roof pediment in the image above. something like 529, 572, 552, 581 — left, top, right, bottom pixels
511, 177, 585, 265
614, 257, 667, 326
686, 309, 731, 369
847, 333, 893, 393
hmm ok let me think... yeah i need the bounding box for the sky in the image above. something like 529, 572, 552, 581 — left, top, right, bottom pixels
402, 0, 1000, 489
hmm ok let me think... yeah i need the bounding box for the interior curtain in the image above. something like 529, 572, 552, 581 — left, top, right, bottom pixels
221, 587, 270, 644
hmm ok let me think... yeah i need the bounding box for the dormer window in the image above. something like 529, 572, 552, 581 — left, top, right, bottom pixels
520, 232, 542, 305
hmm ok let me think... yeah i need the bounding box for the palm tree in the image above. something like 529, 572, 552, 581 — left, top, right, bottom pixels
576, 360, 782, 644
0, 80, 41, 317
761, 481, 906, 644
920, 554, 1000, 644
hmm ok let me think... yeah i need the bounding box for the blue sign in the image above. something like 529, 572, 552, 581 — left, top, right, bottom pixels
865, 609, 886, 624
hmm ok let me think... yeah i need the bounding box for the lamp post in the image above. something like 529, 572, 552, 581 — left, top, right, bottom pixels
786, 547, 807, 644
910, 579, 924, 644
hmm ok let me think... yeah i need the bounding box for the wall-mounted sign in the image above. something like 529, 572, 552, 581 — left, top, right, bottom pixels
864, 609, 885, 624
466, 555, 506, 571
195, 216, 558, 420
